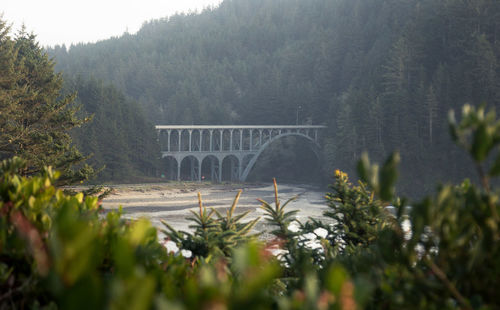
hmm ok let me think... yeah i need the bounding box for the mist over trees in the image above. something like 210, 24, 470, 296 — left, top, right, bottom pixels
48, 0, 500, 195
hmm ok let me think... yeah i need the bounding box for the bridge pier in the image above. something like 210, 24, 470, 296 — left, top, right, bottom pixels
229, 129, 233, 151
167, 130, 171, 152
249, 130, 253, 151
218, 157, 222, 182
219, 130, 223, 151
239, 129, 243, 151
178, 131, 181, 152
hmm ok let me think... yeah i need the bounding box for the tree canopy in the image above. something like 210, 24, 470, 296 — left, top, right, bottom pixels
0, 20, 93, 184
68, 76, 159, 182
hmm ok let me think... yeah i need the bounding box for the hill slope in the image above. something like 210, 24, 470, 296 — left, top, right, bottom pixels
49, 0, 500, 195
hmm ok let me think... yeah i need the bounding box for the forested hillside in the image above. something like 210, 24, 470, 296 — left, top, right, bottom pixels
67, 77, 159, 182
49, 0, 500, 196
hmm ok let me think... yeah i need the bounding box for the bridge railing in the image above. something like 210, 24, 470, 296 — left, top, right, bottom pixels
155, 125, 326, 153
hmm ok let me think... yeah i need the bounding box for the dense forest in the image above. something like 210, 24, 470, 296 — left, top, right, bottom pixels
67, 77, 159, 182
48, 0, 500, 196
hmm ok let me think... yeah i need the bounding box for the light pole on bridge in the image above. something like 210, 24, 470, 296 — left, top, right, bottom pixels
296, 105, 302, 125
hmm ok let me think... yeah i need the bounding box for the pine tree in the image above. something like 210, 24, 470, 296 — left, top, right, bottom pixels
0, 20, 25, 160
0, 21, 93, 184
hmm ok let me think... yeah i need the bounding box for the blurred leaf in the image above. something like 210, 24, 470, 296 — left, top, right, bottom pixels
326, 264, 348, 296
471, 123, 492, 162
379, 152, 400, 201
488, 154, 500, 176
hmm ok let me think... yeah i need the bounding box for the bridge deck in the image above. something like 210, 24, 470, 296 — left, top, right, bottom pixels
156, 125, 326, 130
161, 150, 259, 157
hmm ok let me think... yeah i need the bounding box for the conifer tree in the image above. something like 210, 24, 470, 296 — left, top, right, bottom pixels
0, 20, 93, 184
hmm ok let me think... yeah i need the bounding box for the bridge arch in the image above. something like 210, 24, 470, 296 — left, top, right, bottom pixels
180, 155, 200, 181
161, 156, 178, 180
222, 155, 240, 182
201, 155, 220, 182
240, 132, 321, 182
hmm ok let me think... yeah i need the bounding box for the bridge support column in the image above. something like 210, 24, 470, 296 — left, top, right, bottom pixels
220, 130, 223, 151
177, 161, 181, 181
199, 129, 203, 152
230, 129, 233, 151
188, 156, 200, 181
167, 130, 171, 152
188, 130, 193, 152
249, 130, 253, 151
198, 158, 202, 182
240, 129, 243, 151
210, 159, 216, 182
218, 158, 222, 182
178, 131, 182, 152
238, 155, 243, 182
209, 130, 213, 151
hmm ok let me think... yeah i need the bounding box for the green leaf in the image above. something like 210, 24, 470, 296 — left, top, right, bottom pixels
325, 264, 348, 295
379, 152, 400, 201
471, 123, 492, 162
489, 154, 500, 176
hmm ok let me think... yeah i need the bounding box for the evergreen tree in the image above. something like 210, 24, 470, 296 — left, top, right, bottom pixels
69, 77, 159, 182
0, 21, 92, 184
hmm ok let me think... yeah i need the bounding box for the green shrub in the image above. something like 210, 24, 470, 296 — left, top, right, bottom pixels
0, 157, 349, 309
161, 190, 260, 260
1, 104, 500, 309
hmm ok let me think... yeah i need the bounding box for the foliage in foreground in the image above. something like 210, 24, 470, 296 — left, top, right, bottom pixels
162, 190, 260, 259
1, 105, 500, 309
0, 157, 283, 309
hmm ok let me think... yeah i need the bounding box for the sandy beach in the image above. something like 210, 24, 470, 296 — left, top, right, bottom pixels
100, 182, 330, 234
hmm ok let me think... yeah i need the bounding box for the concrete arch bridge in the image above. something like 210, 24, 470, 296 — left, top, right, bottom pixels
156, 125, 326, 182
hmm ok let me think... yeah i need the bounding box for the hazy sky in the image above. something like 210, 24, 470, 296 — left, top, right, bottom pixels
1, 0, 223, 47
